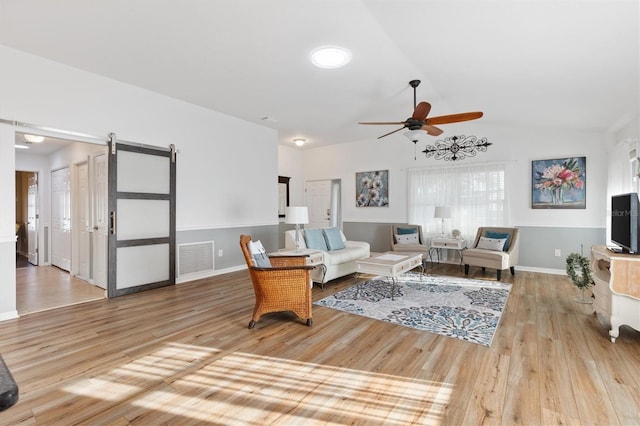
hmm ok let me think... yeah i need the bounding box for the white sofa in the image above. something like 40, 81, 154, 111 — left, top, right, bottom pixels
285, 228, 370, 285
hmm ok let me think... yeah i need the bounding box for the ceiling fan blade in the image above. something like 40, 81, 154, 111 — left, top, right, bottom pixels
377, 127, 406, 139
422, 124, 443, 136
412, 102, 431, 121
426, 111, 483, 125
359, 121, 407, 125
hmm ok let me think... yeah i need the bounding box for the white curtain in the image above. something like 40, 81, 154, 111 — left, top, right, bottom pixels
407, 162, 507, 244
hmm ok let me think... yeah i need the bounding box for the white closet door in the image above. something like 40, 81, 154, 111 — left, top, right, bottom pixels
107, 140, 176, 297
76, 162, 90, 280
51, 167, 71, 271
92, 153, 108, 289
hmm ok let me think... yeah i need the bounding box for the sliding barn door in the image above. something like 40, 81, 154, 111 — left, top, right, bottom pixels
107, 138, 176, 298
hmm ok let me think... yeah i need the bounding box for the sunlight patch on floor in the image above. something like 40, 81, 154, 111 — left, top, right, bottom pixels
63, 342, 452, 424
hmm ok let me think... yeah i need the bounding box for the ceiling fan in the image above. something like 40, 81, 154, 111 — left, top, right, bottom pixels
358, 80, 483, 139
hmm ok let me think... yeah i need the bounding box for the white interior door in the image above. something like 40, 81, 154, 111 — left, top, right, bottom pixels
107, 139, 176, 298
27, 173, 38, 265
51, 167, 71, 271
92, 153, 108, 289
76, 162, 90, 280
306, 180, 332, 229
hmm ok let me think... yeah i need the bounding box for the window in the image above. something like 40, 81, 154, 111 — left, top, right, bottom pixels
407, 163, 506, 242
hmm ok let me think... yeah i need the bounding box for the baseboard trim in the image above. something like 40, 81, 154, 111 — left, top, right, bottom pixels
176, 265, 246, 284
515, 266, 566, 276
0, 311, 19, 322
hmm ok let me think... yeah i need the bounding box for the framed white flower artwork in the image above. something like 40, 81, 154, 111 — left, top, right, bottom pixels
356, 170, 389, 207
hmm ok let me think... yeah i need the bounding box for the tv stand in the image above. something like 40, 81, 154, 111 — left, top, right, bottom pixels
590, 245, 640, 342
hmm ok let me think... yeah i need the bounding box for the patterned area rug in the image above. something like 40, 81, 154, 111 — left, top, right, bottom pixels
315, 273, 511, 346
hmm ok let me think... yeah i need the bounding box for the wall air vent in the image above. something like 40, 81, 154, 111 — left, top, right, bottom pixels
178, 241, 214, 277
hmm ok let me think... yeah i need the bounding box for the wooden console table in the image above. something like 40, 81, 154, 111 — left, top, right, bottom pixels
589, 245, 640, 342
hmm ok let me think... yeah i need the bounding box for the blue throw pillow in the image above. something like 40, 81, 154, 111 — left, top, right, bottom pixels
304, 228, 328, 251
323, 227, 346, 251
485, 231, 510, 251
397, 227, 418, 235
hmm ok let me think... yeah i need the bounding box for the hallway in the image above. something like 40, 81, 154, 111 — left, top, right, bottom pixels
16, 263, 105, 315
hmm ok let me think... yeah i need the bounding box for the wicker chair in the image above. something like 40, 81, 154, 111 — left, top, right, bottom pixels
239, 235, 315, 329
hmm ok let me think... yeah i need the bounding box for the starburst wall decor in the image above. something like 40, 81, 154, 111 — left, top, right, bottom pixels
422, 135, 492, 161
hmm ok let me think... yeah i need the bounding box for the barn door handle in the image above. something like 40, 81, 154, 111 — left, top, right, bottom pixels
109, 211, 116, 234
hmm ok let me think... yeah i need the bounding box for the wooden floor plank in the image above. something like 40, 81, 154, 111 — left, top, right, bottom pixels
0, 264, 638, 425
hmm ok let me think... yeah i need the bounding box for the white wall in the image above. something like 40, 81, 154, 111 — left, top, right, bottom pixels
0, 45, 278, 319
277, 144, 305, 206
0, 46, 279, 230
300, 120, 610, 229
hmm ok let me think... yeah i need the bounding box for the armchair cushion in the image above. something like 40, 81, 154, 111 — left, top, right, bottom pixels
476, 236, 507, 251
248, 240, 271, 267
485, 231, 510, 250
397, 227, 418, 235
304, 229, 328, 251
395, 233, 419, 244
323, 227, 346, 251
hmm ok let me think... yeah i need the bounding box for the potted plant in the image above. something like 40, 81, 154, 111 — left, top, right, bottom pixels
565, 252, 594, 304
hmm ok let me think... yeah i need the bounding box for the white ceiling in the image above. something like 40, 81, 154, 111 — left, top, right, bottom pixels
1, 0, 638, 150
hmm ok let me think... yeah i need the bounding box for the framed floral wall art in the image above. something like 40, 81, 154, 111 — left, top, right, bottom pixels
356, 170, 389, 207
531, 157, 586, 209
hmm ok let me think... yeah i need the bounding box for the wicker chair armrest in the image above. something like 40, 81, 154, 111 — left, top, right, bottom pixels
250, 265, 315, 272
269, 255, 308, 267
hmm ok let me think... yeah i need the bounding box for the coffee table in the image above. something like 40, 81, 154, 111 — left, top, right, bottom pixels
355, 252, 423, 300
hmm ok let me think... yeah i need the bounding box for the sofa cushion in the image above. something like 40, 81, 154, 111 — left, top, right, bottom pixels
324, 247, 367, 265
476, 236, 507, 251
485, 231, 510, 251
323, 227, 346, 251
304, 229, 328, 251
395, 233, 419, 244
248, 240, 271, 267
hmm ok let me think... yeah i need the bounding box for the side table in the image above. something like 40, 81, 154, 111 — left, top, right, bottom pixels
270, 249, 327, 288
430, 238, 467, 265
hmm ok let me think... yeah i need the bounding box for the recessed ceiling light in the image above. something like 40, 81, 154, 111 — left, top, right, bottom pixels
15, 144, 30, 149
310, 46, 352, 69
293, 138, 306, 147
24, 134, 44, 143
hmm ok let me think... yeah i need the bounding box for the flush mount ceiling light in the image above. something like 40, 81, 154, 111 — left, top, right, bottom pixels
422, 135, 492, 161
310, 46, 351, 69
293, 138, 306, 147
24, 134, 44, 143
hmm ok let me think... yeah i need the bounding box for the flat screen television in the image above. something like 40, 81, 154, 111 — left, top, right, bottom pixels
610, 192, 640, 254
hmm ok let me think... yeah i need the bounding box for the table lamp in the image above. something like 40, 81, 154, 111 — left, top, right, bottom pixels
285, 206, 309, 251
434, 206, 452, 237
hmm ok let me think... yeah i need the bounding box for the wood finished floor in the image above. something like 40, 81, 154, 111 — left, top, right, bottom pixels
16, 264, 106, 315
1, 264, 639, 425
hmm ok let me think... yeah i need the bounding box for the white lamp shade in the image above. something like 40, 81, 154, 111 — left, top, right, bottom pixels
285, 206, 309, 225
434, 206, 452, 219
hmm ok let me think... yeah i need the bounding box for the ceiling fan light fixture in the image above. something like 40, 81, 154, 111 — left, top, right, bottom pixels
403, 130, 423, 142
24, 134, 44, 143
310, 46, 351, 69
293, 138, 306, 147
